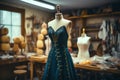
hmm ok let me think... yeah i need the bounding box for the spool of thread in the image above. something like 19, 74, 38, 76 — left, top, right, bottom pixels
0, 27, 8, 35
0, 35, 10, 43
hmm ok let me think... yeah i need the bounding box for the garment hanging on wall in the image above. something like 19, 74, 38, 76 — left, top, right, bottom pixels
111, 19, 120, 51
98, 20, 107, 41
98, 19, 120, 53
98, 19, 113, 52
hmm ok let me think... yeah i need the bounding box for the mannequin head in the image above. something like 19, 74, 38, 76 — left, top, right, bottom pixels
55, 13, 63, 20
55, 4, 63, 20
81, 28, 86, 37
82, 28, 85, 33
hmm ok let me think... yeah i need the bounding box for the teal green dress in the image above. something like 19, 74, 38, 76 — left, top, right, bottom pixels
42, 26, 77, 80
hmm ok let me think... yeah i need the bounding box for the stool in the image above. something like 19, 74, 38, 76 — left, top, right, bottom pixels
14, 70, 27, 80
15, 65, 27, 70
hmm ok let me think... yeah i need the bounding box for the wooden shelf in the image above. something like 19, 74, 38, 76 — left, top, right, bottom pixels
70, 11, 120, 50
90, 38, 102, 42
69, 11, 120, 19
86, 27, 100, 32
86, 29, 99, 32
0, 57, 27, 65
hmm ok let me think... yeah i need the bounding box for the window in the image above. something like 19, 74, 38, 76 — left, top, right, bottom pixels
0, 10, 21, 42
0, 4, 25, 43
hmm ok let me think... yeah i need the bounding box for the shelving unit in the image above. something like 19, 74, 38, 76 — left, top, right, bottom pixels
69, 11, 120, 49
69, 12, 120, 19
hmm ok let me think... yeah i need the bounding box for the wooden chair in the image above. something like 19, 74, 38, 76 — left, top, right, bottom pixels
14, 70, 27, 80
15, 65, 27, 70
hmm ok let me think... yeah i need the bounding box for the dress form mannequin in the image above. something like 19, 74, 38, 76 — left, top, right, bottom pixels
48, 13, 72, 35
77, 28, 91, 62
48, 10, 72, 48
42, 5, 77, 80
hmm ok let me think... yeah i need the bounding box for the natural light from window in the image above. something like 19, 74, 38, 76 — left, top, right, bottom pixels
0, 10, 21, 43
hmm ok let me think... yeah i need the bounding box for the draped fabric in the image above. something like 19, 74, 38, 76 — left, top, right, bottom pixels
42, 26, 77, 80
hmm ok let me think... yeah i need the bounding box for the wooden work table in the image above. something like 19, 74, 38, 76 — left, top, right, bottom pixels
28, 55, 47, 80
29, 55, 120, 80
75, 63, 120, 74
0, 57, 28, 65
0, 56, 28, 80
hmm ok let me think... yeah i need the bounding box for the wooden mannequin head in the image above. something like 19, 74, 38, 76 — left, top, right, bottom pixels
81, 28, 86, 37
82, 28, 85, 34
55, 4, 63, 20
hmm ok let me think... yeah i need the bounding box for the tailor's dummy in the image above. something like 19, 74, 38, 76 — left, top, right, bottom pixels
42, 5, 77, 80
48, 13, 71, 32
48, 7, 72, 48
77, 28, 91, 62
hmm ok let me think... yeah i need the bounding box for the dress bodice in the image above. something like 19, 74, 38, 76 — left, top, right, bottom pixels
42, 26, 77, 80
77, 37, 90, 51
77, 36, 90, 60
48, 26, 68, 48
